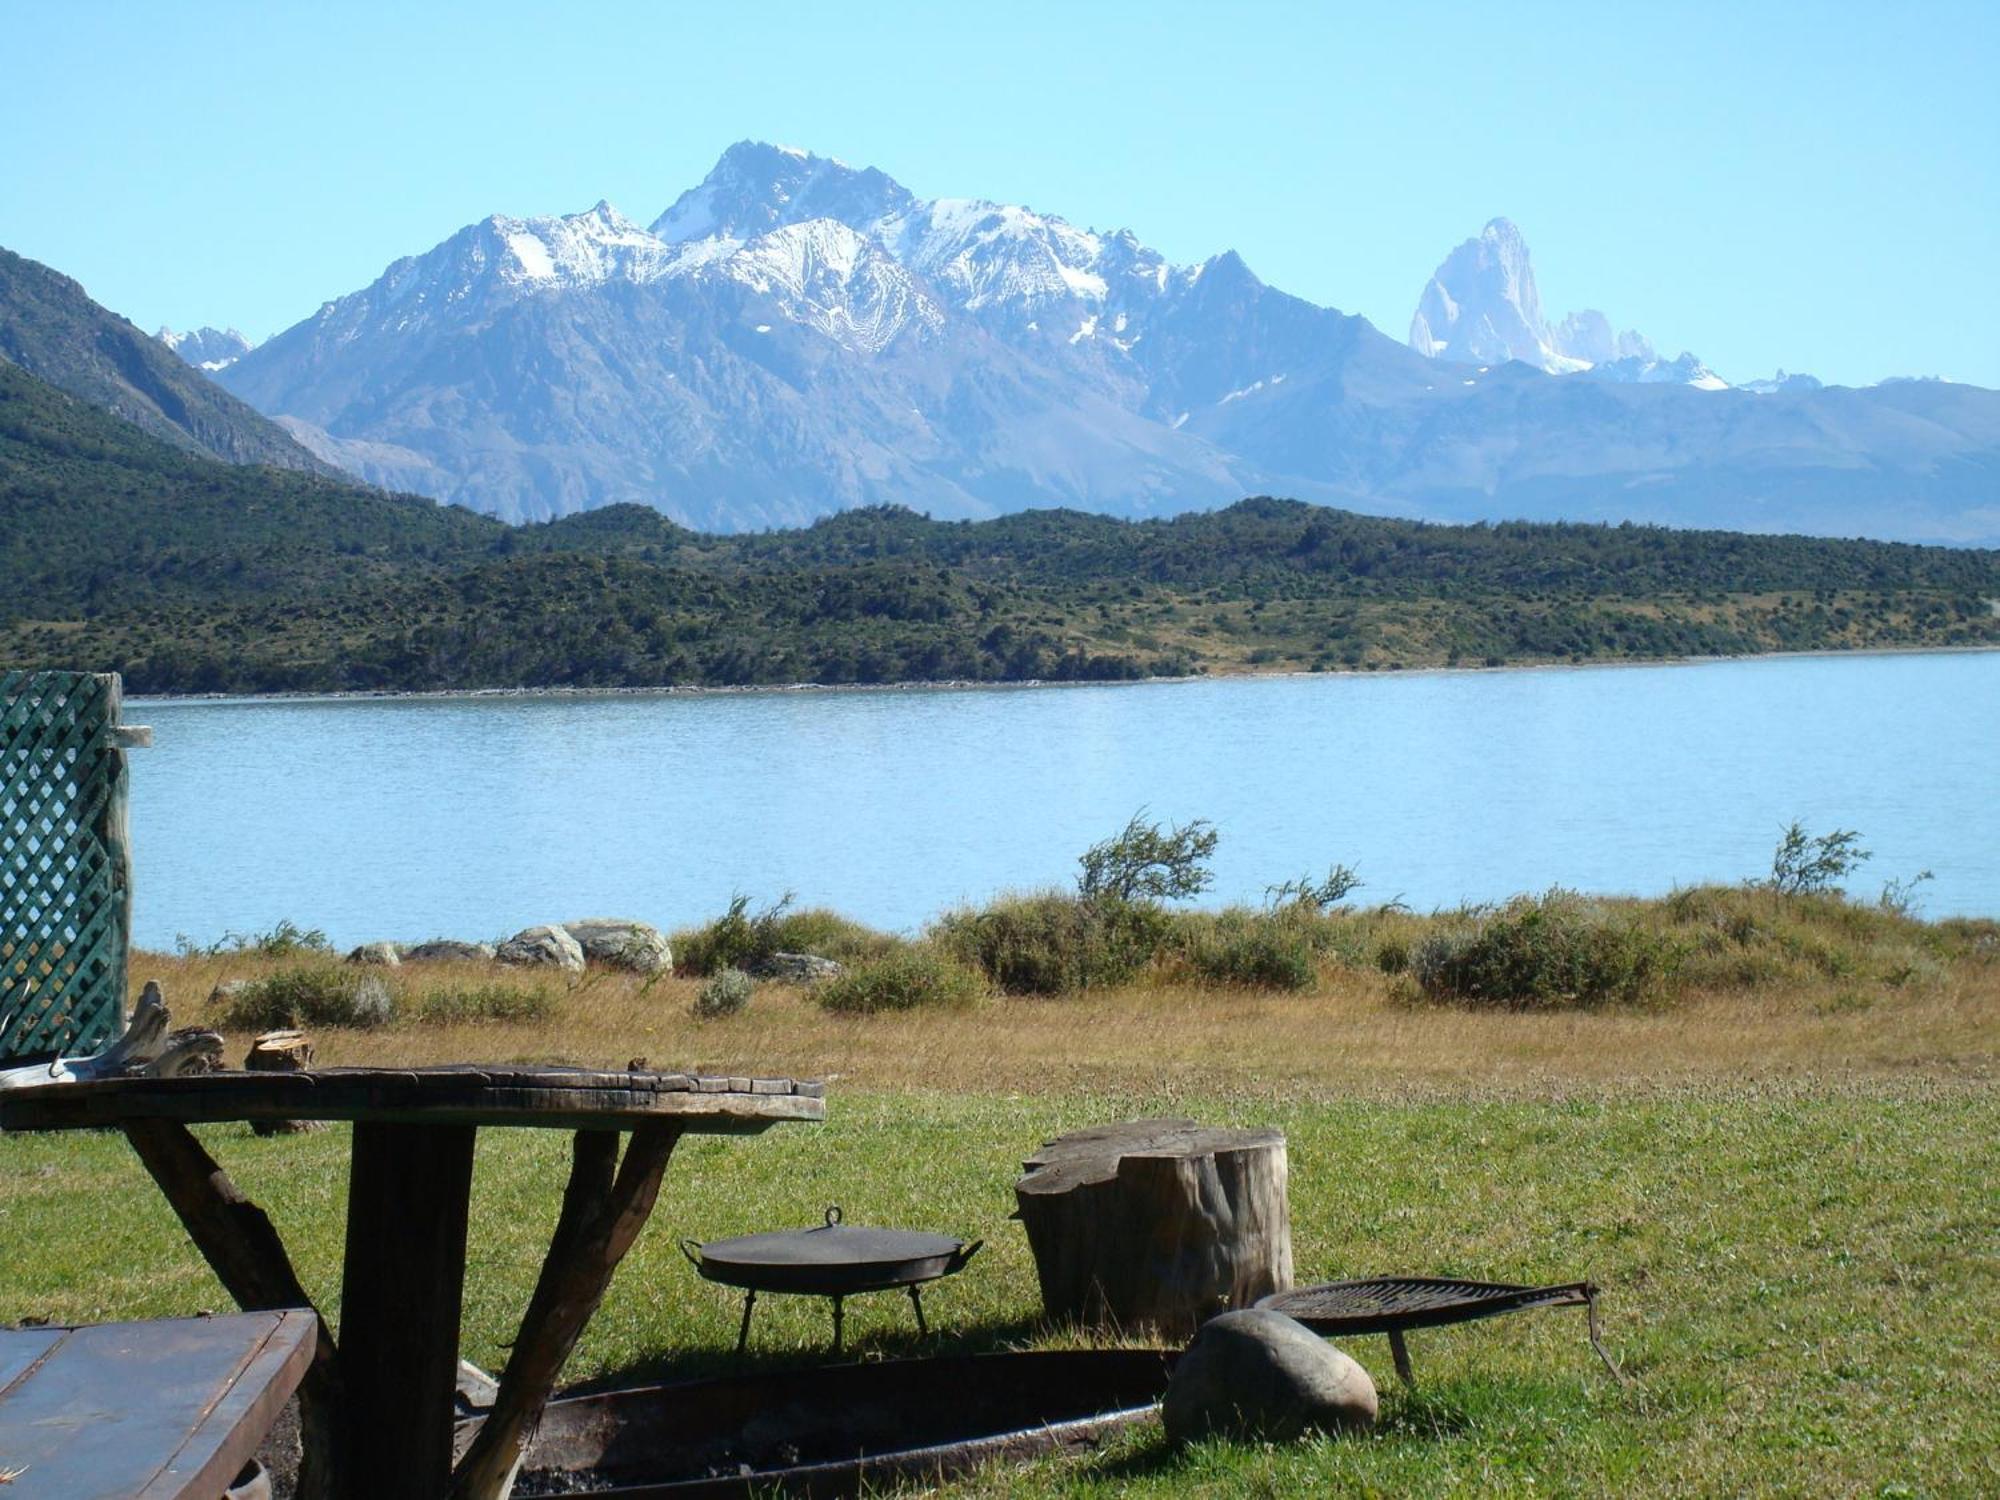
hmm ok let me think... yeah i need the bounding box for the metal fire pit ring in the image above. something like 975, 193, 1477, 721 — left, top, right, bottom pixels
1256, 1277, 1623, 1385
682, 1206, 983, 1353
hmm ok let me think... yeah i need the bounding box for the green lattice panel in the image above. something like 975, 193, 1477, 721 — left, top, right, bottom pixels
0, 671, 127, 1062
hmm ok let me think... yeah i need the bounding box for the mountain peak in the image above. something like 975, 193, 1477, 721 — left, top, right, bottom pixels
1406, 218, 1711, 382
651, 141, 914, 245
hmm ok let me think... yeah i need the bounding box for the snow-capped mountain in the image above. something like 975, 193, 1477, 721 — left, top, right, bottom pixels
157, 324, 254, 372
1407, 218, 1729, 389
214, 143, 2000, 542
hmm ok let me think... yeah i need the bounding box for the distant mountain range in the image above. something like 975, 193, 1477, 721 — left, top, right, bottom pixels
8, 142, 1999, 544
0, 247, 331, 474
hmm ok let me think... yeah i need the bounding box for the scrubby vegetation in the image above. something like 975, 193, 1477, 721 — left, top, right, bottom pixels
1408, 891, 1680, 1008
815, 947, 985, 1014
214, 964, 393, 1031
6, 360, 1998, 693
691, 968, 754, 1019
671, 896, 895, 978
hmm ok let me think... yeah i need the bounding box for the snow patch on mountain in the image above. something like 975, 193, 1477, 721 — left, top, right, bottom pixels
156, 325, 253, 371
707, 219, 944, 353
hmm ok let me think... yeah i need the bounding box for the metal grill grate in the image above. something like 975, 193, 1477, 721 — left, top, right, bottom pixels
1259, 1276, 1594, 1336
0, 671, 131, 1062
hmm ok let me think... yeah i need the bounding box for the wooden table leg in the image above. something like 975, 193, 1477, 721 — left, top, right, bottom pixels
450, 1122, 681, 1500
339, 1121, 477, 1500
121, 1120, 346, 1500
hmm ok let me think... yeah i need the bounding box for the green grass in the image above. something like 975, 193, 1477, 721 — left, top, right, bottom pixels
3, 1084, 1994, 1495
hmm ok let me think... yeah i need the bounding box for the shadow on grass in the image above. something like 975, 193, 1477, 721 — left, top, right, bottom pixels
559, 1310, 1053, 1395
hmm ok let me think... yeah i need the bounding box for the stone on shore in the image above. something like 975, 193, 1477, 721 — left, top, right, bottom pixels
495, 924, 585, 975
752, 951, 844, 985
403, 939, 498, 963
1162, 1309, 1377, 1444
565, 918, 673, 975
345, 941, 401, 967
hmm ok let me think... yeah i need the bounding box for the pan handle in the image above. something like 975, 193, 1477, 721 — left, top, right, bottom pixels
950, 1239, 985, 1272
678, 1238, 705, 1268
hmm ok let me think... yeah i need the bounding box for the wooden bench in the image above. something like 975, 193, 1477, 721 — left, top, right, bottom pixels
0, 1310, 314, 1499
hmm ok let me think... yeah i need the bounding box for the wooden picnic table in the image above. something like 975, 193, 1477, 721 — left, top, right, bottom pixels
0, 1309, 315, 1499
0, 1065, 826, 1500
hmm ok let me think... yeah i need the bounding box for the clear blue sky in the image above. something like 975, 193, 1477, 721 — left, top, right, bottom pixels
5, 1, 1995, 387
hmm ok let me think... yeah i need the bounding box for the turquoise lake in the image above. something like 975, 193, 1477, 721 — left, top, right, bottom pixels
129, 650, 2000, 950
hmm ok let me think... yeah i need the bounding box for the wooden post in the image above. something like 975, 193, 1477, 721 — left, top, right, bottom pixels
339, 1121, 478, 1500
96, 674, 132, 1039
121, 1119, 345, 1500
1014, 1119, 1293, 1341
449, 1123, 682, 1500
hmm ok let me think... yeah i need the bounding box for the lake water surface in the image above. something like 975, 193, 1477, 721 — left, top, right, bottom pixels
130, 651, 2000, 949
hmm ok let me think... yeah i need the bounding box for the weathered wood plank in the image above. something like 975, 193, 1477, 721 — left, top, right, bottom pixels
0, 1066, 827, 1133
450, 1123, 682, 1500
0, 1311, 313, 1500
339, 1121, 478, 1500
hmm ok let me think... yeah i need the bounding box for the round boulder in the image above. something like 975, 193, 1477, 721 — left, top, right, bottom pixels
495, 924, 585, 975
403, 940, 498, 963
752, 951, 844, 985
564, 918, 673, 975
1162, 1309, 1377, 1444
345, 942, 401, 968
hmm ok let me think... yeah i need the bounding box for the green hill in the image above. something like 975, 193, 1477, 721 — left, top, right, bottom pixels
3, 359, 1996, 695
0, 245, 335, 473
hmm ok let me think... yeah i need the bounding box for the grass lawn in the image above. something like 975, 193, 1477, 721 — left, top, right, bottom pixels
2, 909, 1995, 1496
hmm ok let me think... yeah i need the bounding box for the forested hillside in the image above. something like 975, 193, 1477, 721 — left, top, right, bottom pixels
4, 360, 1996, 694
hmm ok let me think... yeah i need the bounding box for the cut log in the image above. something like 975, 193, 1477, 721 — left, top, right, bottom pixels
245, 1030, 321, 1136
1014, 1119, 1293, 1341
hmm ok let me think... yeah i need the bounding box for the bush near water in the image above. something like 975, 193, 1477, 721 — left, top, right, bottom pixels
195, 818, 1987, 1029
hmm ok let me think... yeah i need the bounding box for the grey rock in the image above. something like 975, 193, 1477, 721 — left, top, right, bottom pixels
752, 951, 843, 985
454, 1358, 500, 1415
495, 924, 585, 975
1162, 1309, 1377, 1444
208, 979, 251, 1008
345, 941, 401, 968
565, 918, 673, 975
403, 939, 498, 963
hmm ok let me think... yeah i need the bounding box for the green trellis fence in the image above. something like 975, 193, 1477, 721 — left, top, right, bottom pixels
0, 671, 150, 1062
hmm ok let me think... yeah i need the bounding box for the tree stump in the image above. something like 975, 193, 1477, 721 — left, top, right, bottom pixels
245, 1031, 322, 1136
1014, 1118, 1293, 1340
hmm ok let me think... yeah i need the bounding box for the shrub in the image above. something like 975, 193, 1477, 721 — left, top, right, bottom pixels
1077, 811, 1218, 904
692, 968, 754, 1019
1410, 891, 1678, 1008
216, 965, 393, 1030
1178, 910, 1318, 991
1265, 864, 1364, 912
406, 981, 554, 1025
933, 891, 1174, 995
178, 919, 332, 960
673, 895, 898, 977
1768, 821, 1870, 895
817, 947, 984, 1014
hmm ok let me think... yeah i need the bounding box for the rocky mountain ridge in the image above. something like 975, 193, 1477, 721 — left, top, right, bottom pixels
207, 142, 2000, 543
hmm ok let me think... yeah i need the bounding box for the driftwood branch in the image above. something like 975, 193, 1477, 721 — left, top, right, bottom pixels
121, 1118, 345, 1500
450, 1122, 682, 1500
0, 982, 220, 1089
